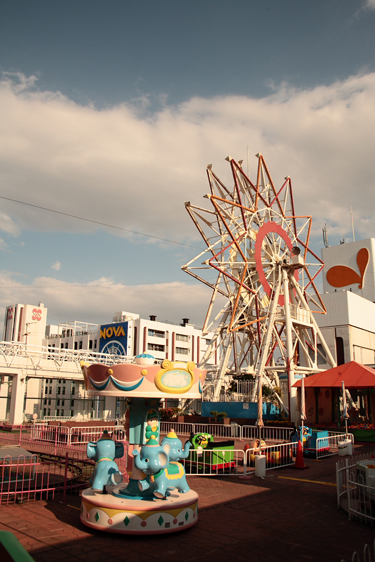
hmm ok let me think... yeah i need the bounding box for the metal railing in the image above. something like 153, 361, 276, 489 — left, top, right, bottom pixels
0, 424, 127, 462
337, 450, 375, 524
245, 442, 295, 471
242, 425, 294, 442
183, 448, 246, 476
30, 423, 126, 448
160, 421, 293, 442
341, 539, 375, 562
0, 340, 134, 374
0, 451, 95, 506
316, 432, 354, 460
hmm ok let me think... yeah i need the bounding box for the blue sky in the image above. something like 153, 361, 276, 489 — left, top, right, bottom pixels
1, 0, 375, 329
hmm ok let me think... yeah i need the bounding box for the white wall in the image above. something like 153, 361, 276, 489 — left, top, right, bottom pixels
322, 238, 375, 301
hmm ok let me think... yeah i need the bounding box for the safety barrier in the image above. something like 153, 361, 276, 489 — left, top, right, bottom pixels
241, 425, 293, 443
341, 539, 375, 562
30, 423, 126, 448
336, 450, 375, 523
245, 442, 295, 471
181, 441, 296, 477
0, 424, 127, 459
0, 446, 129, 506
315, 432, 354, 460
183, 448, 246, 476
160, 421, 293, 441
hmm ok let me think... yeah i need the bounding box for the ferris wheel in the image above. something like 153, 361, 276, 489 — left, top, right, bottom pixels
183, 154, 336, 422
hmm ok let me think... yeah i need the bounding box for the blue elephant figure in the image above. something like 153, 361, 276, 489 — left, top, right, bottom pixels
161, 430, 191, 461
87, 430, 124, 492
133, 430, 191, 499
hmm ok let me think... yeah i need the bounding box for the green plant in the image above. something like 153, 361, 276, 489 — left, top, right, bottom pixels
210, 410, 228, 420
159, 407, 180, 421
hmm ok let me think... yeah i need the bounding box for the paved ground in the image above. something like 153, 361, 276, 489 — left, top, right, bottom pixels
1, 442, 375, 562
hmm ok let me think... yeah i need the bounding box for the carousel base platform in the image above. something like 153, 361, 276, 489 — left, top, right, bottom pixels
80, 485, 199, 535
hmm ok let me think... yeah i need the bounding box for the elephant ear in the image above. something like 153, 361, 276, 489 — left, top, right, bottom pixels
87, 442, 97, 459
158, 451, 169, 468
115, 442, 124, 459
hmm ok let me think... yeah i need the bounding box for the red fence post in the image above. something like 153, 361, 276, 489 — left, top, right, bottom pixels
63, 452, 69, 504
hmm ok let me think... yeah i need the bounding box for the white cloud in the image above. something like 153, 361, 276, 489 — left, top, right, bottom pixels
0, 273, 214, 330
364, 0, 375, 9
0, 71, 375, 248
0, 212, 21, 237
51, 261, 61, 271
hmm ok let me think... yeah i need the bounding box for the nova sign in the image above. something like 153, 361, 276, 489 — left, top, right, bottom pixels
99, 322, 128, 356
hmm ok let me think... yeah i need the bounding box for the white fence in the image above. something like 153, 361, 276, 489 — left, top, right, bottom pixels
337, 450, 375, 524
30, 424, 126, 447
341, 540, 375, 562
160, 421, 293, 442
315, 432, 354, 460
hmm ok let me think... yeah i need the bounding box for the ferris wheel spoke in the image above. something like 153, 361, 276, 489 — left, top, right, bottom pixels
183, 154, 336, 417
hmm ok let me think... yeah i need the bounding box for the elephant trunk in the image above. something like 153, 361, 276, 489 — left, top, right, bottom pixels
181, 440, 192, 459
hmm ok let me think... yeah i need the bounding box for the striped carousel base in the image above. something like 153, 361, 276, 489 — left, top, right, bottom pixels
80, 486, 199, 535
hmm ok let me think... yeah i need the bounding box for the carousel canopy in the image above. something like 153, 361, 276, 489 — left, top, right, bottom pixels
293, 361, 375, 389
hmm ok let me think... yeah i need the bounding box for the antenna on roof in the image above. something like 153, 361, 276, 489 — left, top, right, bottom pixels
322, 223, 329, 248
350, 205, 355, 242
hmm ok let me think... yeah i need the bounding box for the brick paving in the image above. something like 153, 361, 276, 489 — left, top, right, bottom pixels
1, 442, 375, 562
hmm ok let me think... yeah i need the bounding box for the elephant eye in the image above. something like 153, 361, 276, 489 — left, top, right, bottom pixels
145, 458, 149, 463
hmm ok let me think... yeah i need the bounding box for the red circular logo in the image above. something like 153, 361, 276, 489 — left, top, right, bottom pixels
32, 308, 42, 321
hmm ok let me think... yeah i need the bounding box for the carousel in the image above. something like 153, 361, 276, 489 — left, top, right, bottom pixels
79, 356, 205, 534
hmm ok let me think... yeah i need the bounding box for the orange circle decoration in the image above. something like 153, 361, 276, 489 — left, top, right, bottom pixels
254, 221, 299, 307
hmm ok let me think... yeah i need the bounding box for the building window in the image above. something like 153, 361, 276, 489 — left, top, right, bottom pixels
62, 387, 65, 395
79, 341, 83, 350
44, 399, 47, 405
43, 408, 46, 416
49, 387, 52, 394
89, 340, 93, 349
48, 399, 51, 406
74, 342, 78, 350
94, 340, 97, 348
65, 342, 68, 349
70, 410, 74, 417
57, 399, 60, 406
176, 347, 189, 355
71, 400, 74, 407
148, 329, 165, 338
176, 334, 189, 342
56, 409, 60, 416
61, 343, 64, 349
57, 387, 61, 395
147, 343, 165, 352
61, 400, 65, 406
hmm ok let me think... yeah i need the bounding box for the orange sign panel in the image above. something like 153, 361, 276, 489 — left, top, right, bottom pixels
326, 247, 370, 289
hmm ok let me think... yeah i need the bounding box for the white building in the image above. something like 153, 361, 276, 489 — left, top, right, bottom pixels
44, 312, 217, 366
314, 238, 375, 368
4, 302, 47, 346
0, 307, 216, 422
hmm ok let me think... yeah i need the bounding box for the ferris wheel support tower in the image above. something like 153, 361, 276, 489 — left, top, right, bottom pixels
183, 154, 336, 424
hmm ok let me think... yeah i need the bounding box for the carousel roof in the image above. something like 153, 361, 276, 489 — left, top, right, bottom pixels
293, 361, 375, 389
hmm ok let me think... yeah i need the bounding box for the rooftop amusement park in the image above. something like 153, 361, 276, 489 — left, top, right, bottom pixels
2, 153, 375, 544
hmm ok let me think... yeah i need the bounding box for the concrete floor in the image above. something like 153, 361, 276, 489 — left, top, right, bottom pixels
1, 442, 375, 562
